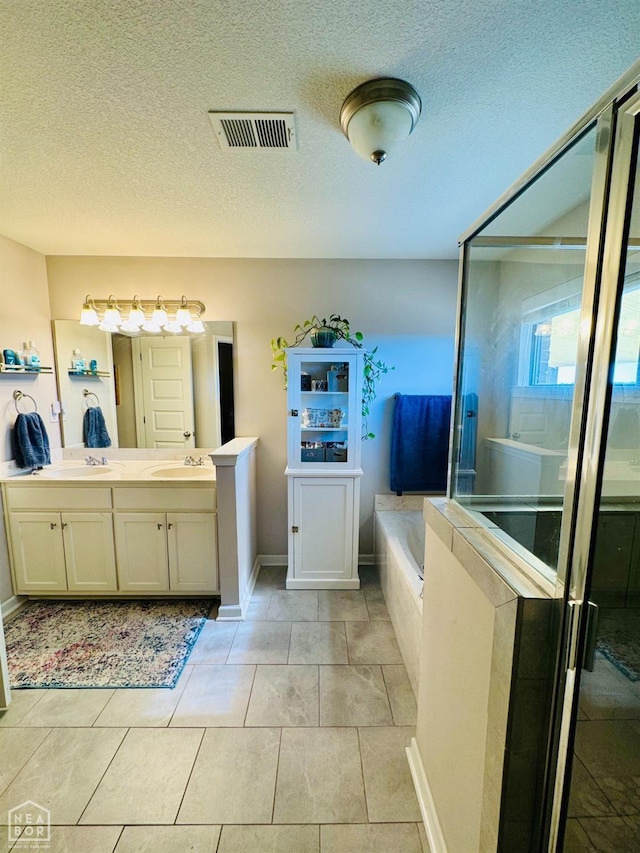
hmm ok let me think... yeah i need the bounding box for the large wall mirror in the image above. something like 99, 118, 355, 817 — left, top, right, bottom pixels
52, 320, 235, 449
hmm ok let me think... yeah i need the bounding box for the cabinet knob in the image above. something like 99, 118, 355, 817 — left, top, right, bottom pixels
50, 522, 57, 530
61, 522, 67, 529
157, 523, 163, 530
167, 522, 173, 530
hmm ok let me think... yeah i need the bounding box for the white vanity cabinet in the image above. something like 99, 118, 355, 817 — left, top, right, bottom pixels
285, 348, 363, 589
112, 486, 218, 594
1, 480, 218, 597
3, 486, 117, 593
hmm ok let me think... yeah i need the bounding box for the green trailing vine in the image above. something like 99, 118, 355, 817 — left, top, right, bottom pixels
271, 314, 392, 439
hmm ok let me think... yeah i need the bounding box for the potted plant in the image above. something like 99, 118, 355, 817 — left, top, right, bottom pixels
271, 314, 392, 439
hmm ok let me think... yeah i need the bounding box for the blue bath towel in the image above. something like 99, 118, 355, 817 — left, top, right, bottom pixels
390, 394, 451, 494
83, 406, 112, 448
13, 412, 51, 469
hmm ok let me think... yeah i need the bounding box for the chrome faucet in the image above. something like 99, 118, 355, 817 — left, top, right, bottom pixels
184, 455, 206, 466
85, 456, 108, 466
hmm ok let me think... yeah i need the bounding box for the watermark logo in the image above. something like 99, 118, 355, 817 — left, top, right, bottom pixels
8, 801, 51, 849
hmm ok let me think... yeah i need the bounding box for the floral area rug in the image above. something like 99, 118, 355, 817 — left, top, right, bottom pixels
4, 599, 214, 689
596, 608, 640, 682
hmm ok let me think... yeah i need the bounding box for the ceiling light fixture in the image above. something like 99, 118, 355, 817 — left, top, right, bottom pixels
340, 77, 421, 165
79, 295, 206, 335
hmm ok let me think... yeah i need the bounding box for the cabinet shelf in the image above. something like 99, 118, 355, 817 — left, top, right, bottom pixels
301, 427, 348, 432
302, 390, 349, 395
67, 370, 111, 378
0, 364, 53, 375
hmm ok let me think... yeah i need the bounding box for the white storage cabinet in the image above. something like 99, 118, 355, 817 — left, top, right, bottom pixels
285, 347, 363, 588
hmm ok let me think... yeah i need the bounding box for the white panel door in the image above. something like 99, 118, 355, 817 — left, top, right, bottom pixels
135, 337, 195, 448
291, 477, 354, 580
167, 512, 218, 592
63, 512, 117, 592
113, 512, 169, 591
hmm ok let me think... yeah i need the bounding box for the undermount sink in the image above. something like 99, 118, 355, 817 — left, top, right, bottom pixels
40, 466, 116, 478
147, 465, 213, 479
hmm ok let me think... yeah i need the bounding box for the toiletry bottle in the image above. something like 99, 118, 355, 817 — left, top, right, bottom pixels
71, 348, 86, 374
23, 341, 41, 371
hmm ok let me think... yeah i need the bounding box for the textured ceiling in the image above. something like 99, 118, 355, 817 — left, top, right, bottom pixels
1, 1, 639, 259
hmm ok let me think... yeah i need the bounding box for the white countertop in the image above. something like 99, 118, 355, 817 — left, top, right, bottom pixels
2, 458, 216, 483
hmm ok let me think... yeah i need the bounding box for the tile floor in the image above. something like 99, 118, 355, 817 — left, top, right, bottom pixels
565, 651, 640, 851
0, 566, 430, 852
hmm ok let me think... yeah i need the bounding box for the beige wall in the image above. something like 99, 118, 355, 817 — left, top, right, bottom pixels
46, 256, 458, 556
0, 235, 61, 602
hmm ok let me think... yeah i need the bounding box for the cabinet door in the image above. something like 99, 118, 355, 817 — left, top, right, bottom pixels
291, 478, 355, 581
167, 512, 218, 592
113, 513, 169, 592
62, 512, 117, 592
9, 512, 67, 592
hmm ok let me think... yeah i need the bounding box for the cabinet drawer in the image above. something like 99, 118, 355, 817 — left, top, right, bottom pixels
112, 486, 216, 511
4, 485, 112, 511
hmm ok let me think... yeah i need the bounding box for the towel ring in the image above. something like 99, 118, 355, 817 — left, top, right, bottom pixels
13, 390, 38, 414
83, 389, 100, 407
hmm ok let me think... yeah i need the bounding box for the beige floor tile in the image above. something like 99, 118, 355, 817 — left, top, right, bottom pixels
0, 691, 47, 727
245, 665, 318, 727
46, 825, 123, 852
567, 757, 616, 818
346, 622, 403, 665
289, 623, 348, 665
81, 727, 203, 825
0, 727, 50, 796
17, 689, 114, 727
267, 591, 318, 621
574, 719, 640, 813
318, 590, 369, 622
382, 665, 417, 726
244, 596, 271, 621
273, 728, 367, 824
218, 824, 319, 852
255, 566, 287, 590
319, 665, 392, 726
563, 819, 597, 852
178, 728, 280, 824
227, 622, 292, 664
170, 664, 255, 726
0, 727, 126, 825
115, 824, 221, 852
320, 822, 423, 852
359, 726, 421, 822
188, 621, 239, 664
365, 596, 391, 621
95, 666, 193, 727
578, 815, 640, 852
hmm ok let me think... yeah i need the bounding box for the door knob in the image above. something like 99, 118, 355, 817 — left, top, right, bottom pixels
183, 431, 192, 438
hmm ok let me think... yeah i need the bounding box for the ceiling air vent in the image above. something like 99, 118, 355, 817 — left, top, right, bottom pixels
208, 112, 297, 151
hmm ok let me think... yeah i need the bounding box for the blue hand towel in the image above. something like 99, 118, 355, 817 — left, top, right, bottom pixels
13, 412, 51, 469
390, 394, 451, 494
83, 406, 112, 448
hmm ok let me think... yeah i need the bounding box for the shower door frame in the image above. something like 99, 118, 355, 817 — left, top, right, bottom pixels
544, 84, 640, 852
452, 60, 640, 850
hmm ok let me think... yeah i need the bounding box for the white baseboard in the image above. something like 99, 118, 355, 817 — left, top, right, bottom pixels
1, 596, 25, 620
257, 554, 288, 567
217, 556, 261, 621
406, 737, 447, 853
358, 553, 375, 565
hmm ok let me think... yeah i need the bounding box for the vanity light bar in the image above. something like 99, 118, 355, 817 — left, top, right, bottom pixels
80, 295, 206, 334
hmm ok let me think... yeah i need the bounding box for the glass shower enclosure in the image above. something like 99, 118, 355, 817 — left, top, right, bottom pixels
451, 60, 640, 850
